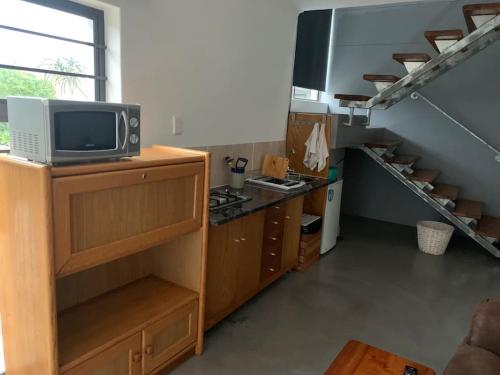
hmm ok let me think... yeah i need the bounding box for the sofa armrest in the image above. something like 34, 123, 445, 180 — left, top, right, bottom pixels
466, 299, 500, 356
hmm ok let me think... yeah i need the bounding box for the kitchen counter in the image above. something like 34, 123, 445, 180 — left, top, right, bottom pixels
210, 177, 330, 226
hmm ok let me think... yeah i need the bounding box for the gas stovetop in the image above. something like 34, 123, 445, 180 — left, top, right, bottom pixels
245, 175, 307, 191
209, 190, 252, 211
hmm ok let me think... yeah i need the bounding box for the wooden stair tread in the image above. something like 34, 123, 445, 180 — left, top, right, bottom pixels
365, 140, 402, 149
453, 199, 483, 220
363, 74, 401, 83
464, 3, 500, 32
386, 154, 419, 165
476, 216, 500, 239
334, 94, 372, 102
408, 169, 440, 183
393, 53, 431, 64
425, 30, 464, 53
429, 184, 459, 201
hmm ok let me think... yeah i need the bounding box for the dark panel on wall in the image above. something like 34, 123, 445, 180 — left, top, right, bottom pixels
293, 9, 332, 92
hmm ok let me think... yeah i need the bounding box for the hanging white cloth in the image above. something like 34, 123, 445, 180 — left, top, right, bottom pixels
303, 122, 329, 172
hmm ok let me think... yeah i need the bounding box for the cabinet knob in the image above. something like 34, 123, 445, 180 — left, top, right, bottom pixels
273, 206, 280, 210
141, 173, 147, 179
132, 352, 142, 363
271, 237, 277, 241
269, 252, 277, 257
145, 345, 154, 356
268, 267, 275, 272
285, 215, 291, 220
240, 237, 247, 241
272, 221, 279, 225
234, 239, 240, 243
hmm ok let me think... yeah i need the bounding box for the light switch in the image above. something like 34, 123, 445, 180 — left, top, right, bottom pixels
172, 115, 183, 135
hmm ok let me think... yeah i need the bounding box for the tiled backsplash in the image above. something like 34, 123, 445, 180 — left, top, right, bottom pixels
192, 140, 286, 187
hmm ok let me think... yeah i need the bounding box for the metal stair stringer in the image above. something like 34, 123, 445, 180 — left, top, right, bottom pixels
339, 13, 500, 111
356, 144, 500, 257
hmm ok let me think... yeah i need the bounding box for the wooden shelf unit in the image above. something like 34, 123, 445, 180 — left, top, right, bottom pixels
0, 146, 210, 375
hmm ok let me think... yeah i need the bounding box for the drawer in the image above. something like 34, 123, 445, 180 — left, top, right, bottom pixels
266, 203, 285, 222
260, 261, 281, 281
261, 249, 282, 268
53, 162, 204, 277
263, 233, 283, 251
300, 236, 322, 258
264, 216, 285, 238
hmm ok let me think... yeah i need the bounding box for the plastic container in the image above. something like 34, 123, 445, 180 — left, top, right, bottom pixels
328, 166, 338, 182
230, 167, 245, 189
417, 221, 454, 255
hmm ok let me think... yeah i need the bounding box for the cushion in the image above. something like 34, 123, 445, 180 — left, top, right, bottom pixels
466, 298, 500, 356
443, 343, 500, 375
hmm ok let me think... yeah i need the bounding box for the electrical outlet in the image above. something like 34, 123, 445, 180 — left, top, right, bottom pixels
172, 115, 183, 135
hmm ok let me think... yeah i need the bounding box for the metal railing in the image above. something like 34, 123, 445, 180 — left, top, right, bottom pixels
410, 91, 500, 162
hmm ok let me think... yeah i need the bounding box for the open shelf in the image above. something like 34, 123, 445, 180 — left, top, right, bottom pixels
58, 276, 198, 371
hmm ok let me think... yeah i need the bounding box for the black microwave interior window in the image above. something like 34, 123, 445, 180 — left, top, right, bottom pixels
54, 111, 117, 151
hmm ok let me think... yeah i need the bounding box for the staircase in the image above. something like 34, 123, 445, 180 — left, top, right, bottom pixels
333, 2, 500, 257
356, 139, 500, 257
335, 2, 500, 110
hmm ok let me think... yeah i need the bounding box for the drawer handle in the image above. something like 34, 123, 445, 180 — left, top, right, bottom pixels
141, 173, 148, 179
285, 215, 291, 220
273, 206, 280, 210
241, 237, 247, 241
132, 352, 142, 363
272, 221, 279, 225
269, 252, 277, 257
270, 237, 277, 241
145, 345, 154, 356
268, 267, 275, 272
234, 239, 240, 243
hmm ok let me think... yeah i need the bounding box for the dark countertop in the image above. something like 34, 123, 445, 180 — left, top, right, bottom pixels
209, 177, 330, 226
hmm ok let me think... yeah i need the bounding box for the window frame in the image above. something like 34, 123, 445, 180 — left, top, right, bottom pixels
0, 0, 106, 124
292, 86, 320, 102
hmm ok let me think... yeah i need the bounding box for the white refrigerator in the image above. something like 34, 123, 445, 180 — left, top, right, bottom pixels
320, 179, 343, 254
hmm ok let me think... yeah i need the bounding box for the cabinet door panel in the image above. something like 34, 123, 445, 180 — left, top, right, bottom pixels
282, 196, 304, 270
61, 333, 142, 375
235, 210, 265, 302
205, 220, 240, 327
142, 301, 198, 374
53, 162, 204, 277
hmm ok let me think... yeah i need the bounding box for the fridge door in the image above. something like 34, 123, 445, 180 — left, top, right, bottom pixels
320, 180, 343, 254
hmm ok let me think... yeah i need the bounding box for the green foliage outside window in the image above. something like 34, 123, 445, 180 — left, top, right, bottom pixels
0, 68, 56, 145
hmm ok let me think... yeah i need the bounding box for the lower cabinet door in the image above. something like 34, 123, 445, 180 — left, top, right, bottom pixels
282, 196, 304, 270
142, 300, 198, 374
62, 333, 142, 375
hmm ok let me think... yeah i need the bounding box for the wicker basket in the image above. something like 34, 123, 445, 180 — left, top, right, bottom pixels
417, 221, 454, 255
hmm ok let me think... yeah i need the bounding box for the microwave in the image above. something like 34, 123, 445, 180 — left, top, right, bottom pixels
7, 96, 141, 164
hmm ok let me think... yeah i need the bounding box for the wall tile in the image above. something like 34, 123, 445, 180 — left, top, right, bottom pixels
207, 144, 233, 187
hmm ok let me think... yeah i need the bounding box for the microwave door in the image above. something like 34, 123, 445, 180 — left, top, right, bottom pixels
118, 110, 128, 151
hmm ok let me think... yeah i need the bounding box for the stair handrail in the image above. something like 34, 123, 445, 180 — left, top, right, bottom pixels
410, 91, 500, 162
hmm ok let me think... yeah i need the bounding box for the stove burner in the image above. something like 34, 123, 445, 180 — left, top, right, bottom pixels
209, 190, 252, 211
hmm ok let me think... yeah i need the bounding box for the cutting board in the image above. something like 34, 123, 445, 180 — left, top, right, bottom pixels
261, 155, 289, 179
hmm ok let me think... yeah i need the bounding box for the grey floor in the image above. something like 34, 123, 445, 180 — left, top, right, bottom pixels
170, 215, 500, 375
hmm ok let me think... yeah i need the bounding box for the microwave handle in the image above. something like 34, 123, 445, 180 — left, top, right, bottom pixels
119, 110, 129, 150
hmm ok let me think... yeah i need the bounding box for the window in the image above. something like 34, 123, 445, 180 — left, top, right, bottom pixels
0, 0, 106, 147
292, 86, 319, 101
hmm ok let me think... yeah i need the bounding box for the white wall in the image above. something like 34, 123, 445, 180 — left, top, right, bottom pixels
84, 0, 299, 148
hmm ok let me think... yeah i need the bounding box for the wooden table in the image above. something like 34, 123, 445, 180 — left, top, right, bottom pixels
325, 340, 436, 375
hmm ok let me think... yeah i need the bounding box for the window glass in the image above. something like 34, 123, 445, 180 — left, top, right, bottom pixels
293, 87, 319, 101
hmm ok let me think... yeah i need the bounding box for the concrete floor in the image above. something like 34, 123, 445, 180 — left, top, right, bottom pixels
170, 215, 500, 375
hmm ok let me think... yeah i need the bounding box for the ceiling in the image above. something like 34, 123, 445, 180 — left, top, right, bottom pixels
293, 0, 435, 11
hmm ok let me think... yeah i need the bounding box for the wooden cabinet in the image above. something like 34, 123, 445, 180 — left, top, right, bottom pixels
205, 211, 265, 329
281, 196, 304, 270
142, 301, 198, 374
0, 147, 209, 375
53, 162, 204, 277
61, 334, 142, 375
